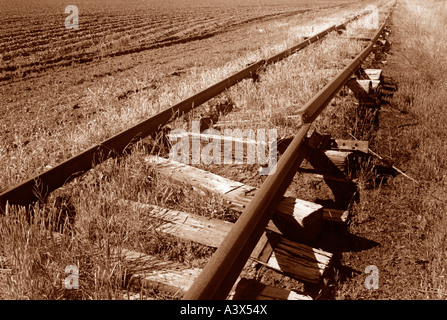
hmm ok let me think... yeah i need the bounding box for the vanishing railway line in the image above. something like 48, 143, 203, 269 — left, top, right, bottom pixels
0, 1, 396, 300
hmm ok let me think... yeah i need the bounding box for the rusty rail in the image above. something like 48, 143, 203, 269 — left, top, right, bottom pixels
182, 15, 390, 300
0, 13, 367, 212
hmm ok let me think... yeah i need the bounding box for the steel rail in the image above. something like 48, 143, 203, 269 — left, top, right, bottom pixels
0, 14, 364, 212
183, 16, 390, 300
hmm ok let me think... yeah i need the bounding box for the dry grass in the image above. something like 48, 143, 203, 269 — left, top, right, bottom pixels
387, 0, 447, 298
0, 144, 220, 299
334, 0, 447, 300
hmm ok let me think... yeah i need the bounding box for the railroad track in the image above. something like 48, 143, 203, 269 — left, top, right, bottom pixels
1, 1, 397, 300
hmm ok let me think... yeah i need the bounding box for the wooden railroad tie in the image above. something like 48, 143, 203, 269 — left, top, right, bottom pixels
117, 247, 312, 300
303, 131, 361, 209
116, 200, 331, 298
169, 131, 368, 168
344, 68, 383, 107
163, 132, 366, 223
144, 155, 324, 241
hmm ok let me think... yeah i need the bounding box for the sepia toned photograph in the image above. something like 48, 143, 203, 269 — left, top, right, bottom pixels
0, 0, 445, 307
